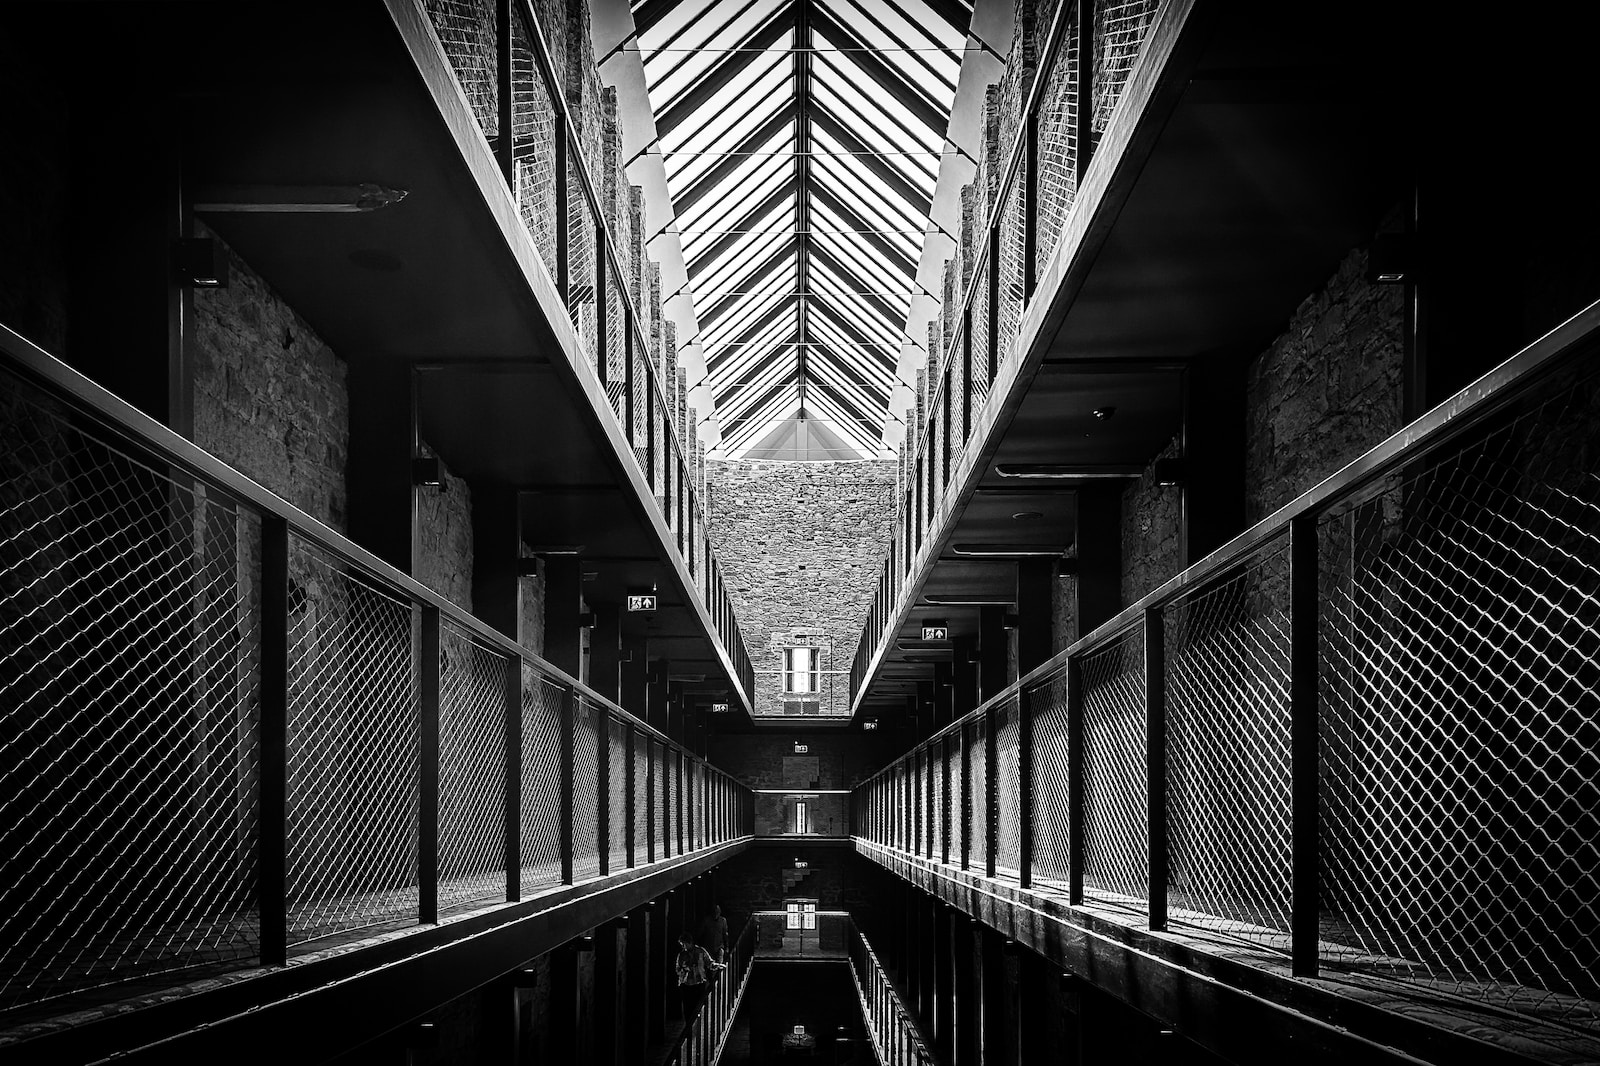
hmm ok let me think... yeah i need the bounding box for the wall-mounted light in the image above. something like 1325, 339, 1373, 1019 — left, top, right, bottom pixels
173, 238, 228, 289
1092, 405, 1117, 420
1365, 233, 1413, 284
994, 464, 1141, 480
411, 456, 445, 493
950, 544, 1066, 558
1151, 457, 1186, 487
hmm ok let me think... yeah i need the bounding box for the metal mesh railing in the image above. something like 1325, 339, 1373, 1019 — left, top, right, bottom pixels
285, 541, 419, 946
1029, 662, 1073, 885
424, 0, 499, 140
510, 6, 558, 282
1036, 3, 1079, 278
438, 623, 511, 913
634, 729, 650, 860
0, 399, 262, 1009
949, 730, 966, 866
967, 717, 989, 871
567, 160, 598, 367
519, 672, 565, 892
1318, 361, 1600, 1022
653, 739, 668, 857
996, 174, 1027, 375
930, 741, 945, 861
571, 696, 601, 881
607, 715, 628, 872
1079, 626, 1146, 908
1092, 0, 1158, 138
994, 696, 1022, 877
1164, 545, 1292, 947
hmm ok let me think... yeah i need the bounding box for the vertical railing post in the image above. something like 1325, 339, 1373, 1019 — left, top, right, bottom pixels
560, 686, 576, 884
646, 739, 657, 864
596, 253, 609, 389
495, 0, 514, 186
984, 709, 998, 878
1290, 517, 1320, 976
505, 657, 523, 902
258, 516, 289, 967
1023, 104, 1039, 299
1018, 684, 1035, 890
1145, 608, 1167, 931
1067, 655, 1084, 905
626, 728, 637, 868
960, 727, 972, 871
554, 120, 570, 306
419, 604, 441, 924
597, 712, 611, 876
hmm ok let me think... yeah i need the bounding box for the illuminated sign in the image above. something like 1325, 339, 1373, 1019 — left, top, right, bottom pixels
794, 860, 809, 869
626, 594, 657, 612
710, 702, 730, 714
862, 719, 879, 731
920, 625, 949, 641
793, 742, 809, 753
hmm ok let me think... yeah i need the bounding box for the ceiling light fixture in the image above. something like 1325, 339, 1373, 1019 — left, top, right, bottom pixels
994, 464, 1142, 479
950, 544, 1067, 558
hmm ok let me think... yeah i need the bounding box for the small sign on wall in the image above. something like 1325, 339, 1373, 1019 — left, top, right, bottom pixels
627, 594, 657, 612
793, 742, 809, 754
710, 702, 730, 714
921, 619, 949, 641
794, 860, 809, 869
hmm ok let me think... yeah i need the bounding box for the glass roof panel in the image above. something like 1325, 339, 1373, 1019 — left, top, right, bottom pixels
631, 0, 971, 458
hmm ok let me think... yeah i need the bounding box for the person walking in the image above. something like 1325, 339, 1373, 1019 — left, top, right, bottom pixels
675, 931, 723, 1024
697, 904, 729, 963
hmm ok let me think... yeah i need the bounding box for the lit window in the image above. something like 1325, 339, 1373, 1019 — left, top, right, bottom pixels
783, 646, 819, 693
794, 800, 808, 834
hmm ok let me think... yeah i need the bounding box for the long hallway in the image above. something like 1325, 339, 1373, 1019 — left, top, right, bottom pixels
3, 0, 1599, 1063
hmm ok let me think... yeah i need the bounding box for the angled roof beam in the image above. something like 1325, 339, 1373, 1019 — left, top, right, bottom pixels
809, 340, 893, 404
671, 102, 799, 216
632, 0, 684, 37
705, 295, 801, 370
810, 301, 900, 368
649, 0, 778, 95
655, 13, 796, 138
694, 238, 799, 329
809, 109, 933, 216
811, 186, 918, 279
809, 243, 909, 330
685, 177, 800, 277
712, 340, 797, 405
909, 0, 975, 37
719, 378, 799, 444
809, 7, 946, 135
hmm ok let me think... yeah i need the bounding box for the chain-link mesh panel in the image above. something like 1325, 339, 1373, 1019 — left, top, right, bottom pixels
511, 7, 558, 281
423, 0, 498, 141
285, 540, 418, 947
631, 340, 650, 476
911, 750, 923, 855
607, 715, 628, 872
653, 739, 667, 857
994, 697, 1022, 877
438, 623, 510, 913
969, 267, 990, 450
572, 696, 601, 880
0, 396, 262, 1009
605, 261, 627, 420
1028, 663, 1073, 886
1035, 3, 1079, 276
1080, 625, 1146, 908
633, 729, 650, 860
996, 172, 1027, 377
930, 742, 946, 861
667, 747, 681, 855
568, 160, 599, 368
520, 671, 564, 892
1319, 362, 1600, 1024
949, 730, 966, 865
968, 717, 989, 871
1164, 543, 1292, 948
1092, 0, 1158, 138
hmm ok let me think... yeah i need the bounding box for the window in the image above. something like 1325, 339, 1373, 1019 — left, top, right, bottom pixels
783, 646, 819, 693
785, 901, 817, 930
794, 800, 808, 834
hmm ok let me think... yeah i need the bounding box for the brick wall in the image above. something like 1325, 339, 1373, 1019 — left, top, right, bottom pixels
192, 224, 350, 532
708, 732, 899, 790
706, 460, 896, 716
1120, 435, 1182, 605
1245, 245, 1405, 522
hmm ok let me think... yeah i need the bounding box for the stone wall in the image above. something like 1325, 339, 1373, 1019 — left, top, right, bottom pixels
1120, 435, 1183, 605
1245, 245, 1405, 522
706, 460, 896, 716
192, 224, 350, 533
414, 443, 476, 612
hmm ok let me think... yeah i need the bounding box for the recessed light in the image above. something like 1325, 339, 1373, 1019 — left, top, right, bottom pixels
1012, 510, 1043, 521
1093, 406, 1116, 420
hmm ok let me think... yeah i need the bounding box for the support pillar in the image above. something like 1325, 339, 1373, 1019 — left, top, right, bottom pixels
346, 360, 415, 575
1182, 357, 1246, 565
1075, 486, 1122, 635
954, 917, 979, 1066
625, 907, 651, 1064
1015, 559, 1054, 678
932, 904, 954, 1064
619, 636, 648, 722
646, 662, 670, 736
542, 557, 584, 678
646, 900, 667, 1045
472, 487, 521, 642
589, 604, 621, 704
977, 607, 1007, 703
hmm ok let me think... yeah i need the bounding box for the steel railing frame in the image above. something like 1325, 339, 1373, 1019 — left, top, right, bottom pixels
0, 323, 755, 1011
852, 295, 1600, 990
